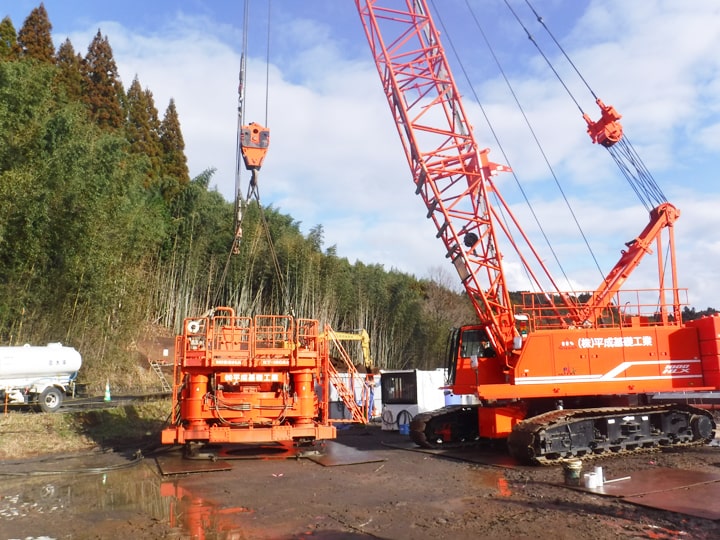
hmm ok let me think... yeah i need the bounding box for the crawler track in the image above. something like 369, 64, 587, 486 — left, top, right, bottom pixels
410, 405, 480, 449
410, 403, 717, 465
508, 404, 716, 465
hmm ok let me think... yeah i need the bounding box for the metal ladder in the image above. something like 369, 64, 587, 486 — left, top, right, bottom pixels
149, 360, 172, 393
326, 330, 370, 424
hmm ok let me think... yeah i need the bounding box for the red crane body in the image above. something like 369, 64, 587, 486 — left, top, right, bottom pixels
355, 0, 717, 462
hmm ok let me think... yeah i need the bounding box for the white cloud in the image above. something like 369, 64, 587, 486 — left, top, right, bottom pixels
33, 0, 720, 310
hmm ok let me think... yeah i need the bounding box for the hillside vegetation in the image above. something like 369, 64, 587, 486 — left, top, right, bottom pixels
0, 5, 477, 393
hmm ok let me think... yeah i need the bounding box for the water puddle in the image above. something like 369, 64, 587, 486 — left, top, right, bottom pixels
0, 454, 263, 539
468, 466, 512, 497
1, 463, 153, 531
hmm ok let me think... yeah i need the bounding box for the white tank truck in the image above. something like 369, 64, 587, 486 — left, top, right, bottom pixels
0, 343, 82, 412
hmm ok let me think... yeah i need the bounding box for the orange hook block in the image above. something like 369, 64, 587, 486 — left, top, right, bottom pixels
240, 122, 270, 169
583, 99, 623, 147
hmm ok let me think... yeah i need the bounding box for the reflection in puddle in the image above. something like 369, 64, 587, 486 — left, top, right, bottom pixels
161, 482, 253, 539
469, 466, 511, 497
0, 463, 167, 520
0, 458, 262, 539
495, 476, 512, 497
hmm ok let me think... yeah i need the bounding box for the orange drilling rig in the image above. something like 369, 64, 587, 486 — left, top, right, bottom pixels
160, 309, 337, 449
160, 4, 371, 452
355, 0, 718, 463
159, 45, 372, 451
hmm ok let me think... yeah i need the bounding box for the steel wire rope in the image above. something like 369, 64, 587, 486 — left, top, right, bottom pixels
428, 0, 590, 296
518, 0, 667, 210
215, 0, 290, 314
254, 187, 290, 314
469, 0, 605, 284
504, 1, 682, 325
607, 138, 667, 210
0, 452, 145, 477
261, 0, 295, 316
215, 0, 252, 308
264, 0, 271, 126
222, 205, 267, 312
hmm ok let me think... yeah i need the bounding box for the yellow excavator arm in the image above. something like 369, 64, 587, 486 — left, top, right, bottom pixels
326, 329, 373, 373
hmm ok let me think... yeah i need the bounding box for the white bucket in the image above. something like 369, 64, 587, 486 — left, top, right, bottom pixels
583, 472, 598, 489
593, 466, 604, 486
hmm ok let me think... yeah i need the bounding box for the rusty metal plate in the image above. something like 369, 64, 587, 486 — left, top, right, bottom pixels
625, 481, 720, 520
156, 454, 232, 476
587, 467, 720, 498
574, 467, 720, 521
382, 440, 519, 468
304, 441, 386, 467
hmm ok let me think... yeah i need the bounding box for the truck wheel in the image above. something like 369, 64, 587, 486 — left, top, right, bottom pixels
38, 387, 64, 413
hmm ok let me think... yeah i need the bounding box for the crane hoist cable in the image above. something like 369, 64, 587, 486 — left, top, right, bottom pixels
512, 0, 667, 211
232, 0, 270, 254
216, 0, 255, 307
215, 0, 290, 314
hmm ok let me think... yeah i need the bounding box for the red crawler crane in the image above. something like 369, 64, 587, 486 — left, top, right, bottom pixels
355, 0, 717, 463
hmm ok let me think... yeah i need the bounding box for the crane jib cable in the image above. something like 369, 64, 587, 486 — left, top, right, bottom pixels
515, 0, 667, 211
446, 0, 603, 287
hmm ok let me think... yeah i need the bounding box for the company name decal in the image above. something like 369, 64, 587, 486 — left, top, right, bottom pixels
576, 336, 653, 349
221, 372, 281, 383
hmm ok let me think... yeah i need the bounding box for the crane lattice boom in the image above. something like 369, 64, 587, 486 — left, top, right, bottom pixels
356, 0, 518, 350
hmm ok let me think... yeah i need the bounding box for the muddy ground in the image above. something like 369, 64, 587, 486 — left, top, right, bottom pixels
1, 423, 719, 540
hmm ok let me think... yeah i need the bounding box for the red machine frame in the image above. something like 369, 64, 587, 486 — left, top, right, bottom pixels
161, 308, 336, 446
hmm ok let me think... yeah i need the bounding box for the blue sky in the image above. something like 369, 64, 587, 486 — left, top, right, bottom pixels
5, 1, 720, 310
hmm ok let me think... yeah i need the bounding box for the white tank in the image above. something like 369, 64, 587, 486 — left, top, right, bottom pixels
0, 343, 82, 385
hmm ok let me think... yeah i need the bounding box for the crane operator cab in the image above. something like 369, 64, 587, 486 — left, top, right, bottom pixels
460, 329, 496, 359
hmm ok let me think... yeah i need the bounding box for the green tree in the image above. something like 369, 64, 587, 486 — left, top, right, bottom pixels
159, 98, 190, 199
54, 38, 83, 103
0, 60, 54, 172
17, 4, 54, 63
0, 16, 20, 60
419, 267, 476, 368
81, 30, 124, 130
151, 168, 234, 326
0, 49, 169, 384
682, 306, 718, 321
125, 76, 163, 183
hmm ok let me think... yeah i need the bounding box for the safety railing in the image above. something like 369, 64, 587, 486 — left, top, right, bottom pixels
518, 288, 689, 331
